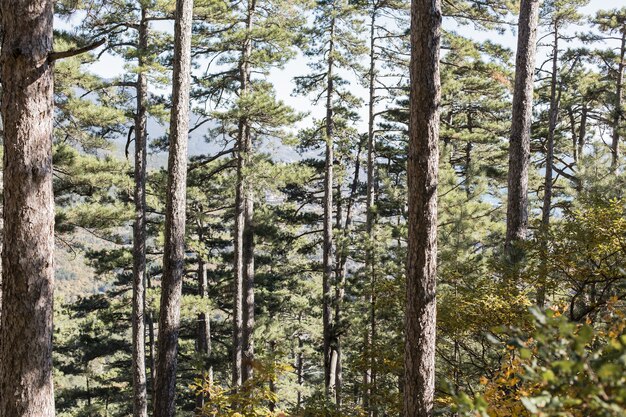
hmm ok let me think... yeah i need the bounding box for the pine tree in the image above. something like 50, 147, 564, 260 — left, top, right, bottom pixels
154, 0, 194, 415
405, 0, 441, 416
587, 8, 626, 170
0, 1, 56, 415
504, 0, 541, 262
295, 0, 366, 401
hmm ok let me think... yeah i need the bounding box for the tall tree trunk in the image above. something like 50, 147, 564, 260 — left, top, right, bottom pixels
196, 260, 212, 412
365, 8, 378, 415
132, 7, 149, 417
333, 143, 362, 408
578, 106, 587, 161
405, 0, 441, 416
538, 24, 560, 308
153, 0, 193, 415
611, 33, 626, 171
0, 1, 56, 416
147, 274, 157, 392
568, 107, 578, 163
504, 0, 540, 260
234, 0, 257, 385
323, 15, 337, 400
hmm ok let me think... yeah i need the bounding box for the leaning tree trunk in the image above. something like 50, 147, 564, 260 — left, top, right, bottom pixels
0, 1, 56, 416
153, 0, 194, 416
504, 0, 540, 260
323, 15, 337, 400
132, 7, 149, 417
404, 0, 441, 416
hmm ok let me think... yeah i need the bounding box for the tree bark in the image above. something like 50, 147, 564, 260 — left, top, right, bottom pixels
234, 0, 257, 386
364, 8, 378, 415
132, 7, 149, 417
611, 33, 626, 171
538, 23, 560, 308
405, 0, 441, 416
0, 1, 56, 416
153, 0, 194, 415
504, 0, 540, 259
323, 15, 337, 400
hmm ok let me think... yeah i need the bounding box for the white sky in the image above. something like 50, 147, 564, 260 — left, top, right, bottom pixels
57, 0, 626, 159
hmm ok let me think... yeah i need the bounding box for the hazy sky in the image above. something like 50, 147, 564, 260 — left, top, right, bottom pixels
59, 0, 626, 159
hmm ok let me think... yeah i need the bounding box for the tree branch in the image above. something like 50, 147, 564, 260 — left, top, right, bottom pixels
48, 38, 106, 62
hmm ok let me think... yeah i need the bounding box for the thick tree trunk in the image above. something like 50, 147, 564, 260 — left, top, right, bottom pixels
405, 0, 441, 416
323, 15, 337, 400
611, 33, 626, 170
538, 25, 560, 309
504, 0, 540, 259
0, 1, 56, 416
132, 7, 149, 417
153, 0, 193, 415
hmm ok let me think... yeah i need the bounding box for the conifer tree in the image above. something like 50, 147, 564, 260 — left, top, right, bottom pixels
154, 0, 194, 415
505, 0, 541, 261
295, 0, 366, 401
0, 1, 56, 415
405, 0, 441, 416
588, 8, 626, 170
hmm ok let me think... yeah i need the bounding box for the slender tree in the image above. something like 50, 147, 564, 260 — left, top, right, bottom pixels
589, 9, 626, 170
504, 0, 541, 259
132, 5, 150, 417
404, 0, 441, 416
153, 0, 194, 415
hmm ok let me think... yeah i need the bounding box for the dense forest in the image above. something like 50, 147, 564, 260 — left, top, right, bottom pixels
3, 0, 626, 416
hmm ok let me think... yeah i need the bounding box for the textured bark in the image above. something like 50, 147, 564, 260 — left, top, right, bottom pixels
611, 33, 626, 170
333, 144, 362, 408
234, 0, 257, 386
504, 0, 540, 258
538, 24, 560, 309
147, 274, 157, 391
153, 0, 193, 415
323, 16, 337, 399
233, 144, 244, 387
0, 1, 56, 416
364, 8, 378, 415
578, 106, 587, 160
405, 0, 441, 416
132, 7, 149, 417
196, 260, 212, 412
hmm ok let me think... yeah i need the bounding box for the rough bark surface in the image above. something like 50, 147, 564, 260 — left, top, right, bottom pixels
323, 16, 336, 399
611, 33, 626, 170
0, 1, 56, 416
538, 25, 560, 308
504, 0, 540, 256
132, 7, 149, 417
234, 0, 257, 386
153, 0, 194, 415
241, 2, 257, 383
405, 0, 441, 416
365, 9, 378, 415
